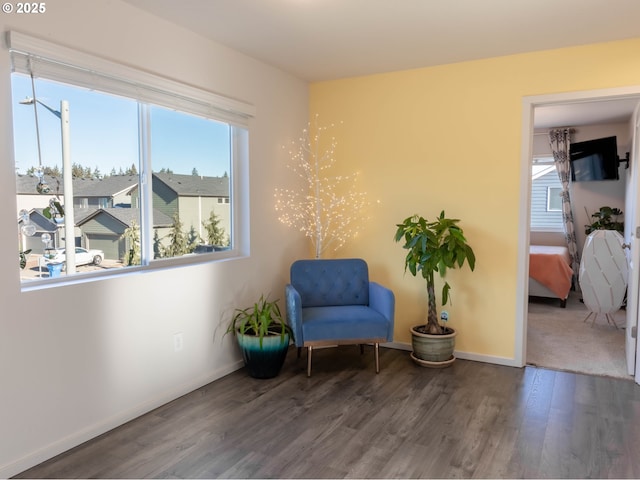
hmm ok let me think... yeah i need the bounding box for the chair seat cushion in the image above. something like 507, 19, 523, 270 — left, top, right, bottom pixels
301, 305, 390, 342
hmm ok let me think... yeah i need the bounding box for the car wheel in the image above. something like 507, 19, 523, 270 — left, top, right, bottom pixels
93, 255, 103, 265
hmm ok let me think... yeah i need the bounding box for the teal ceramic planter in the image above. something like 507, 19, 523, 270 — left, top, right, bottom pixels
236, 332, 290, 379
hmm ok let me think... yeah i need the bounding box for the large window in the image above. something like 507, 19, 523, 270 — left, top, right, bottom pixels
10, 32, 253, 285
530, 158, 564, 232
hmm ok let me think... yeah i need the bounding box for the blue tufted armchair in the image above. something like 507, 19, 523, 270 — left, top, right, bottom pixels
285, 258, 395, 376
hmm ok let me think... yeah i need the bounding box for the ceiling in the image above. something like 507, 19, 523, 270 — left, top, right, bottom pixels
124, 0, 640, 127
534, 99, 638, 129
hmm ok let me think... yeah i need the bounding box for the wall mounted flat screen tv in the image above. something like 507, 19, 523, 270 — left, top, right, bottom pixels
570, 136, 619, 181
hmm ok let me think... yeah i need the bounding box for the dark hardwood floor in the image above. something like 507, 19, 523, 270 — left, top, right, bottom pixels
16, 346, 640, 479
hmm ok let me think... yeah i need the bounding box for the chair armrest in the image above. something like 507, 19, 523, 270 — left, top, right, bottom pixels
369, 282, 395, 342
285, 283, 304, 347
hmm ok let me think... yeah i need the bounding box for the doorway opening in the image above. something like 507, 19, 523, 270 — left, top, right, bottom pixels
518, 87, 640, 381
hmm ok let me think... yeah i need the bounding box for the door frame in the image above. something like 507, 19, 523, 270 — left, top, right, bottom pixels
516, 86, 640, 376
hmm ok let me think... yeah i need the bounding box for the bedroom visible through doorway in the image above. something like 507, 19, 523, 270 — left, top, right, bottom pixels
519, 89, 640, 381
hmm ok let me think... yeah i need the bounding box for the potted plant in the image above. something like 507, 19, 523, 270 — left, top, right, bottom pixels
394, 211, 476, 367
585, 206, 624, 234
226, 295, 292, 378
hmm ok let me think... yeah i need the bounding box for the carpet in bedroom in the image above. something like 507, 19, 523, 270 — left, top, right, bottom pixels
527, 291, 630, 380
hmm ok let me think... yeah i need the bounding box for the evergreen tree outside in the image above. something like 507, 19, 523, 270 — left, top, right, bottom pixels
203, 210, 228, 246
163, 213, 191, 257
153, 229, 163, 259
26, 165, 61, 176
120, 220, 141, 266
187, 225, 201, 251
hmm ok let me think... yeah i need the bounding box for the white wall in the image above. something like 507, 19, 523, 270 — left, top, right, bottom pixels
532, 122, 630, 252
0, 2, 308, 477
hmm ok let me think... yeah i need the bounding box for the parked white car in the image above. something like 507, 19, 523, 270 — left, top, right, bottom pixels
43, 247, 104, 267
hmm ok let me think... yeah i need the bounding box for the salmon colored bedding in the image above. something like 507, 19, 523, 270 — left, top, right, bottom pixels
529, 245, 573, 299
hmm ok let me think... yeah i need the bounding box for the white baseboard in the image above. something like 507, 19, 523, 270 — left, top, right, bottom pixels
0, 359, 244, 479
383, 341, 521, 368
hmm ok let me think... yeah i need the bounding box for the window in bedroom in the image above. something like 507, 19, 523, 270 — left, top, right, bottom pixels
10, 31, 253, 286
547, 186, 563, 212
531, 158, 564, 232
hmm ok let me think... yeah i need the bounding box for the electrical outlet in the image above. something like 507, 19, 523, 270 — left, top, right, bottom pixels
173, 332, 183, 352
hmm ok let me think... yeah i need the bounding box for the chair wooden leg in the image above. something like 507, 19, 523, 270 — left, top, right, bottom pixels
297, 347, 302, 358
307, 346, 313, 377
360, 344, 364, 355
375, 343, 380, 373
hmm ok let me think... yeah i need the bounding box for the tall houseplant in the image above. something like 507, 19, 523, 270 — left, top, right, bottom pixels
394, 211, 476, 367
226, 295, 292, 379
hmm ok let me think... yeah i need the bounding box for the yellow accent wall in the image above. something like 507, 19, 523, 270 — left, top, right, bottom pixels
309, 38, 640, 360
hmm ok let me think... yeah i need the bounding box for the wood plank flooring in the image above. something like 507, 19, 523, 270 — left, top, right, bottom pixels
15, 346, 640, 479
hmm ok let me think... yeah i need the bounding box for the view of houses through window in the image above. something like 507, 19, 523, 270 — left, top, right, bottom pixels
14, 73, 234, 282
530, 157, 564, 232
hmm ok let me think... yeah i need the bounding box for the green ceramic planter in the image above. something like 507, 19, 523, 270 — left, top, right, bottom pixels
236, 332, 290, 379
410, 325, 456, 367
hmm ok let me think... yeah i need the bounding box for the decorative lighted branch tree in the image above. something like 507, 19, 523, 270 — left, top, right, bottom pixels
274, 116, 369, 258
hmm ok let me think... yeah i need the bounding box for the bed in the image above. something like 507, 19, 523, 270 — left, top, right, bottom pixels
529, 245, 574, 308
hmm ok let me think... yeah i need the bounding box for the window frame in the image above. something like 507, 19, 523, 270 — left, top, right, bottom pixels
9, 31, 254, 288
530, 156, 564, 233
546, 186, 563, 212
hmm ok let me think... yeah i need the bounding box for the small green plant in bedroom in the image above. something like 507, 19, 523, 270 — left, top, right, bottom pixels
584, 206, 623, 234
394, 211, 476, 368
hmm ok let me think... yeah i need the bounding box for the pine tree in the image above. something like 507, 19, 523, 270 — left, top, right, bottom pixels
163, 213, 189, 257
72, 163, 84, 178
187, 226, 200, 252
153, 229, 162, 259
120, 220, 141, 265
202, 210, 227, 246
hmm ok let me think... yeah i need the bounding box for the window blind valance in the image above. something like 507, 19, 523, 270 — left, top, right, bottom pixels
6, 31, 256, 127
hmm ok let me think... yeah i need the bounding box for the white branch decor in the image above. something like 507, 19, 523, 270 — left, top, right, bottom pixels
275, 116, 369, 258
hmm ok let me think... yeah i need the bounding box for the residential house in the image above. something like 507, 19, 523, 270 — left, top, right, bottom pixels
530, 164, 563, 233
130, 172, 231, 247
17, 173, 223, 262
76, 207, 173, 261
17, 174, 140, 255
72, 175, 138, 209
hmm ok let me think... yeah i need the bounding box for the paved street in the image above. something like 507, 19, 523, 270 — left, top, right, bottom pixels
20, 255, 123, 280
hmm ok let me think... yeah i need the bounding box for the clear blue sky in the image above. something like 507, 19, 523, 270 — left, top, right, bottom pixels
11, 73, 231, 177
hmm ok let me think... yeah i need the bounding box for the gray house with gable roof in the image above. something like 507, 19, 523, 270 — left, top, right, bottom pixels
131, 172, 231, 245
76, 207, 173, 260
17, 172, 230, 262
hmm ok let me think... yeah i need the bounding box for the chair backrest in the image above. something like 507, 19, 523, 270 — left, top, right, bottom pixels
290, 258, 370, 307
